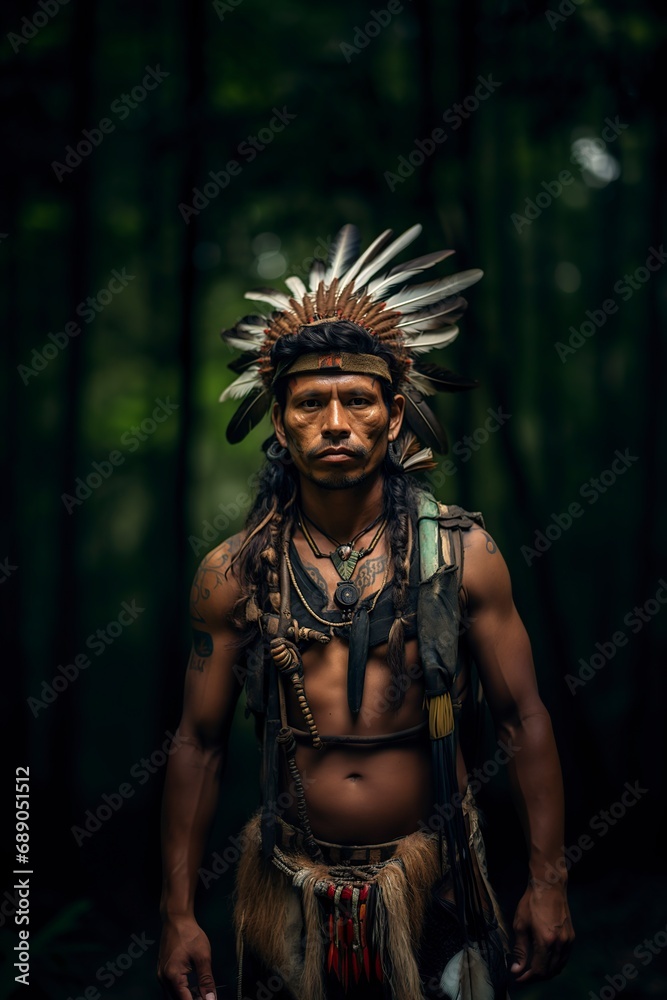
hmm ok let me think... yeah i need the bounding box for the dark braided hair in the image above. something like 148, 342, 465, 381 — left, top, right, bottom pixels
383, 473, 420, 688
229, 321, 425, 704
228, 455, 298, 631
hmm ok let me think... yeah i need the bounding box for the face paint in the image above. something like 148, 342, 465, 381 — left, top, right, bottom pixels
273, 374, 403, 490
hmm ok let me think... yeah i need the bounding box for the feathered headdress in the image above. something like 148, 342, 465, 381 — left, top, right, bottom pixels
219, 223, 482, 459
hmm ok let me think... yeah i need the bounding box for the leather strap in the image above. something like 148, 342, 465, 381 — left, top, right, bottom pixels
417, 492, 441, 580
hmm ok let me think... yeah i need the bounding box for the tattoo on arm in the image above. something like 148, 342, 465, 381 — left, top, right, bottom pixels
355, 554, 387, 590
188, 629, 213, 672
189, 536, 242, 623
188, 651, 205, 672
481, 531, 497, 554
193, 630, 213, 656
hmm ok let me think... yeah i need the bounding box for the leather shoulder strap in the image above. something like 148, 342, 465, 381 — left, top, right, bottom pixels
417, 491, 441, 581
417, 494, 486, 585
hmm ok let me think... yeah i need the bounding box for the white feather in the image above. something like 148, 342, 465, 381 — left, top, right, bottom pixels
366, 268, 421, 298
308, 259, 326, 292
403, 446, 434, 470
336, 228, 393, 288
386, 248, 455, 277
284, 276, 308, 300
406, 370, 438, 395
237, 321, 268, 335
403, 327, 460, 354
384, 269, 483, 311
324, 224, 360, 282
244, 288, 293, 310
439, 946, 495, 1000
350, 224, 423, 292
218, 366, 262, 403
222, 324, 266, 343
397, 299, 465, 331
223, 336, 263, 353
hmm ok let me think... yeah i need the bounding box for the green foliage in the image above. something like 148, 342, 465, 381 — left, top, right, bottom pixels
4, 0, 665, 994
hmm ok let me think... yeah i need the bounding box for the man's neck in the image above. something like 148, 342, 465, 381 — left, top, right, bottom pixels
297, 472, 386, 541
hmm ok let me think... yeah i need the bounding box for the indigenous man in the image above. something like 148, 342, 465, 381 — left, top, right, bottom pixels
158, 224, 574, 1000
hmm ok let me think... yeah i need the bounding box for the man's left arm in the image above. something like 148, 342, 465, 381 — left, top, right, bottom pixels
462, 524, 575, 983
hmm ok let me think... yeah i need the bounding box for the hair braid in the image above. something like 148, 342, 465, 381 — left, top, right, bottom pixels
230, 450, 297, 632
384, 473, 419, 705
262, 511, 283, 613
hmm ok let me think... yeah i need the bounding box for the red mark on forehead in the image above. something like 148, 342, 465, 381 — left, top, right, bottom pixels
317, 354, 342, 369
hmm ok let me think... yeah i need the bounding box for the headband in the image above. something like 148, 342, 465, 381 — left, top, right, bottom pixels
219, 222, 482, 450
272, 352, 392, 385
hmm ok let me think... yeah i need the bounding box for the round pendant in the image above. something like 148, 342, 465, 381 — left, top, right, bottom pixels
334, 580, 360, 608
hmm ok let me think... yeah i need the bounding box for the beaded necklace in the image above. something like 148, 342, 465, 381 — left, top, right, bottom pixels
284, 544, 389, 627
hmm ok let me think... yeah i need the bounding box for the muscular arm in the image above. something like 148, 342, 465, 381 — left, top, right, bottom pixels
462, 525, 574, 982
158, 535, 245, 999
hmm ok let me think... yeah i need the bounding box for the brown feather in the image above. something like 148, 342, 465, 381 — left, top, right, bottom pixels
413, 362, 480, 392
288, 296, 308, 324
228, 351, 262, 373
403, 387, 448, 454
336, 282, 355, 311
373, 315, 403, 337
323, 276, 339, 312
315, 280, 326, 315
226, 386, 271, 443
386, 249, 455, 277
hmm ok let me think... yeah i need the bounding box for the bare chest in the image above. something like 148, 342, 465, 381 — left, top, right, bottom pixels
290, 533, 391, 612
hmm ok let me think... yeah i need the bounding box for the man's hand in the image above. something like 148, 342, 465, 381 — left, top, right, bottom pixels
157, 915, 217, 1000
510, 882, 574, 983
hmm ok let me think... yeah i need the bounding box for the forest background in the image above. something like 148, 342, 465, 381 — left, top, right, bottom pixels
2, 0, 666, 997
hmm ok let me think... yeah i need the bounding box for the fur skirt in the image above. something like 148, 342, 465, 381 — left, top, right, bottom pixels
233, 790, 510, 1000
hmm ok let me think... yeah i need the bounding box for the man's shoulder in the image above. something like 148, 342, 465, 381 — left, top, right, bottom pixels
436, 501, 486, 532
196, 530, 247, 574
411, 487, 485, 531
190, 530, 248, 624
457, 518, 513, 610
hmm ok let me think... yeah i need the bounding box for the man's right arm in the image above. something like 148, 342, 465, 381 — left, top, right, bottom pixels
158, 536, 246, 1000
